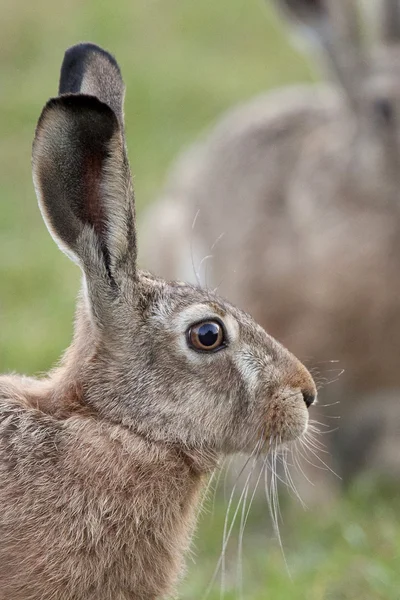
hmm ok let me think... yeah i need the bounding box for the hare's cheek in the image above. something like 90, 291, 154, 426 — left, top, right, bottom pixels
264, 390, 309, 444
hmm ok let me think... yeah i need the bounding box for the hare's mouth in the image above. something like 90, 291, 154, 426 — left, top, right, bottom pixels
264, 388, 310, 445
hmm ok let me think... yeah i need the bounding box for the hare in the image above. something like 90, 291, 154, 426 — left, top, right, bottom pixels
0, 43, 316, 600
140, 0, 400, 489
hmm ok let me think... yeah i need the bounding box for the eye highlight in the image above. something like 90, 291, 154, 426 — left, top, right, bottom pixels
187, 320, 225, 352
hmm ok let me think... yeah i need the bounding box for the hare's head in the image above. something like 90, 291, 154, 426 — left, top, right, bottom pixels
32, 43, 316, 461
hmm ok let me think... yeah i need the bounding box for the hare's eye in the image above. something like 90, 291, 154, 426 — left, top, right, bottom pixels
187, 321, 225, 352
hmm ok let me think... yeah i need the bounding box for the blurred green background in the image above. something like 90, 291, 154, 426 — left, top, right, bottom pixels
0, 0, 398, 598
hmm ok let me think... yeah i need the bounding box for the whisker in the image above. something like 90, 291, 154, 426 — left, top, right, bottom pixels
223, 455, 238, 504
312, 400, 341, 408
237, 444, 271, 599
190, 208, 201, 286
210, 231, 225, 251
202, 467, 218, 502
213, 277, 226, 295
298, 439, 341, 479
309, 425, 339, 435
308, 419, 335, 429
264, 439, 292, 579
202, 459, 228, 524
209, 458, 229, 520
243, 452, 271, 531
304, 436, 327, 453
203, 439, 264, 600
292, 443, 315, 488
302, 433, 329, 454
312, 412, 341, 420
296, 445, 329, 472
236, 461, 254, 599
280, 447, 307, 508
220, 460, 260, 598
198, 254, 213, 281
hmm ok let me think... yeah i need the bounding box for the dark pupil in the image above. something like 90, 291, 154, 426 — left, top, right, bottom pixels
197, 323, 219, 346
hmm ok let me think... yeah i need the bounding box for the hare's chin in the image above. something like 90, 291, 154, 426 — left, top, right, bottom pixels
280, 414, 309, 445
265, 392, 309, 445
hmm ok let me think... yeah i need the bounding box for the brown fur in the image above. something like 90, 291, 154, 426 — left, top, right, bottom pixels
0, 44, 316, 599
0, 389, 204, 600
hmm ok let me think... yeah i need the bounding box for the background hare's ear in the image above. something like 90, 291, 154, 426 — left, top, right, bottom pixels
273, 0, 366, 111
32, 45, 136, 293
272, 0, 325, 26
379, 0, 400, 43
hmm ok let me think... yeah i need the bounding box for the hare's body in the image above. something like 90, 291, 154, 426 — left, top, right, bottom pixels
0, 383, 202, 600
141, 1, 400, 484
0, 44, 315, 598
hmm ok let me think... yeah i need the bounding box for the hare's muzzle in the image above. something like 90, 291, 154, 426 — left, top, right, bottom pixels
287, 357, 317, 408
264, 355, 317, 444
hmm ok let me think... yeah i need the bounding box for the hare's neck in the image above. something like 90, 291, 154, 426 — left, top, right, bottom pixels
83, 430, 207, 599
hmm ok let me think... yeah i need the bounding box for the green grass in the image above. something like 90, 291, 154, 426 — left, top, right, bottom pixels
0, 1, 398, 598
182, 477, 400, 599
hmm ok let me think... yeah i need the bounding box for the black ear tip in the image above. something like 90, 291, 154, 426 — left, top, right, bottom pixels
280, 0, 323, 8
59, 42, 121, 96
63, 43, 121, 74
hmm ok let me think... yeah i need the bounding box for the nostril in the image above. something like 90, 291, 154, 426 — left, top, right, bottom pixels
302, 390, 315, 409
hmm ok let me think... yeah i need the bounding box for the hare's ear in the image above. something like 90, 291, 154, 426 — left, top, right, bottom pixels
272, 0, 325, 27
273, 0, 366, 110
32, 45, 136, 290
379, 0, 400, 43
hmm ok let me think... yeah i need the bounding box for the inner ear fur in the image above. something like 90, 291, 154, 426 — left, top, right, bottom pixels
32, 94, 136, 282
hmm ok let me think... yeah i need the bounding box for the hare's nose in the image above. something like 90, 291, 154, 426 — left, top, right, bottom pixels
302, 390, 316, 409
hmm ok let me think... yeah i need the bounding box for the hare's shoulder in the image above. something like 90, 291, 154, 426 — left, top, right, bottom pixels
0, 374, 52, 420
0, 375, 99, 465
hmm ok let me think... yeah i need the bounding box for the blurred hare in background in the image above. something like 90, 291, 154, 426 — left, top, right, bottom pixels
140, 0, 400, 494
